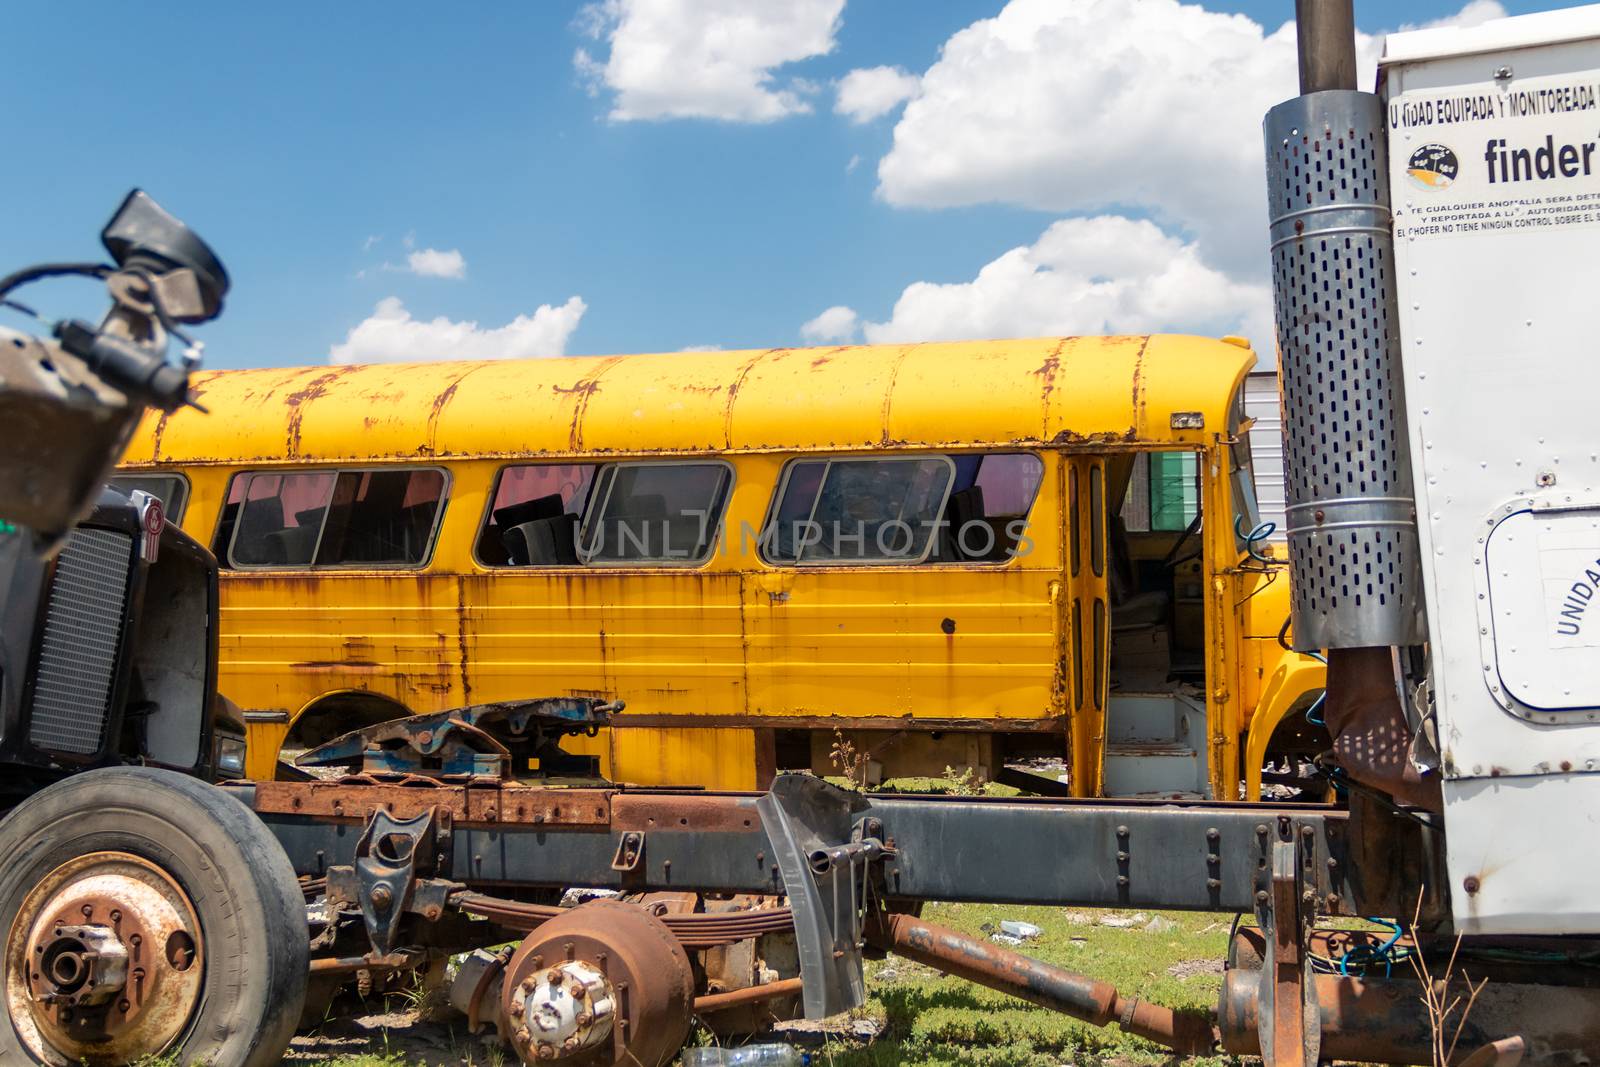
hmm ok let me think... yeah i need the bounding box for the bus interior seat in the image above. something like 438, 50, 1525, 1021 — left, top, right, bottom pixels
495, 493, 565, 530
494, 494, 569, 565
507, 515, 580, 566
266, 505, 324, 564
233, 496, 288, 565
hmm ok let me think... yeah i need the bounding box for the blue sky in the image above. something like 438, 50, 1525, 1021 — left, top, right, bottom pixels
1, 0, 1585, 370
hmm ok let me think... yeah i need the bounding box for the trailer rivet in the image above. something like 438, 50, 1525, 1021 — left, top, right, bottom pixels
1206, 878, 1222, 890
1116, 875, 1129, 887
1115, 825, 1128, 838
1116, 851, 1129, 863
1256, 890, 1269, 903
1326, 893, 1341, 909
1255, 824, 1269, 837
1206, 828, 1219, 842
1464, 875, 1481, 895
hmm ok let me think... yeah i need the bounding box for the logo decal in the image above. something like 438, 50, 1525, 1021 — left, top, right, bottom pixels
1407, 143, 1460, 189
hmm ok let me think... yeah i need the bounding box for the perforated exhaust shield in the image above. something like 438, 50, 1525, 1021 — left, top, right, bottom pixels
1263, 90, 1424, 651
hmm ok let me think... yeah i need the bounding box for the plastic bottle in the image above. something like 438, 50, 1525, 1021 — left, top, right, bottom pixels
680, 1043, 810, 1066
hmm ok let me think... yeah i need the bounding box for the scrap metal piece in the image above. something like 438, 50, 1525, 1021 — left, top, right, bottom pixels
297, 697, 621, 780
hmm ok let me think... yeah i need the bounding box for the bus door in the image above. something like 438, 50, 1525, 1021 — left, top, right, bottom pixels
1065, 456, 1110, 797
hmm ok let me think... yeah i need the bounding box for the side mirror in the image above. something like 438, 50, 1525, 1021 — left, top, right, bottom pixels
100, 190, 230, 323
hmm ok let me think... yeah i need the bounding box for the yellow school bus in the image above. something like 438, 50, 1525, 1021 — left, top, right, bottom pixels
117, 335, 1324, 798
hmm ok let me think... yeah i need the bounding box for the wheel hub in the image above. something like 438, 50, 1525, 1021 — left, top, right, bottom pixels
31, 925, 129, 1007
5, 852, 205, 1065
508, 959, 615, 1060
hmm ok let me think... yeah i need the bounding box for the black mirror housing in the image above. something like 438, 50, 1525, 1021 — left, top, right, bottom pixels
101, 190, 230, 323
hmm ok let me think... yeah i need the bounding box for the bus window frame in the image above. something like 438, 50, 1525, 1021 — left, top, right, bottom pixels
573, 459, 736, 569
111, 471, 191, 524
218, 464, 452, 572
759, 452, 1035, 569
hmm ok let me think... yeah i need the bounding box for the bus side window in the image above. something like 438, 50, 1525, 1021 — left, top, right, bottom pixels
579, 462, 733, 566
476, 464, 598, 567
218, 467, 447, 569
763, 456, 954, 565
226, 472, 337, 567
315, 469, 446, 566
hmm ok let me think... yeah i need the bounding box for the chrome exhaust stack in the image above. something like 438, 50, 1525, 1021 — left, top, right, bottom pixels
1263, 2, 1434, 809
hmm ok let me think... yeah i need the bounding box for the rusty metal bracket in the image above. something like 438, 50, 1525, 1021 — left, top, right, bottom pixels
1253, 819, 1320, 1067
330, 806, 442, 955
611, 830, 645, 873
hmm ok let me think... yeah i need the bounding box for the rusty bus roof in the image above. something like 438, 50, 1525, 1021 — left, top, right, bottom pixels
123, 334, 1257, 466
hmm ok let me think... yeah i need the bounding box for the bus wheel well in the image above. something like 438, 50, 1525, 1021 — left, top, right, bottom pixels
1262, 690, 1332, 761
283, 692, 412, 752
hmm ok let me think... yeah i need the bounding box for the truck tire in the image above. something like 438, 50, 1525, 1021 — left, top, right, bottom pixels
0, 766, 308, 1066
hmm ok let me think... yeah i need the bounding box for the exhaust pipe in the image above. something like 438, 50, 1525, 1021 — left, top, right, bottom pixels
1266, 0, 1437, 810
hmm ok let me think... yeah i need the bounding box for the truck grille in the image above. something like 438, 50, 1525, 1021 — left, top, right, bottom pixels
29, 527, 133, 754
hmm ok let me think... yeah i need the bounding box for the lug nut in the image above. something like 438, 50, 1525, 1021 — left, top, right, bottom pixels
535, 1044, 555, 1060
568, 981, 585, 999
575, 1011, 593, 1027
547, 968, 563, 985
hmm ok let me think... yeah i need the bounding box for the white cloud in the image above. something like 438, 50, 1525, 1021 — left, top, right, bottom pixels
329, 296, 587, 364
405, 248, 467, 279
835, 66, 920, 124
575, 0, 844, 122
856, 216, 1272, 350
868, 0, 1503, 273
1402, 0, 1506, 30
800, 305, 861, 344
